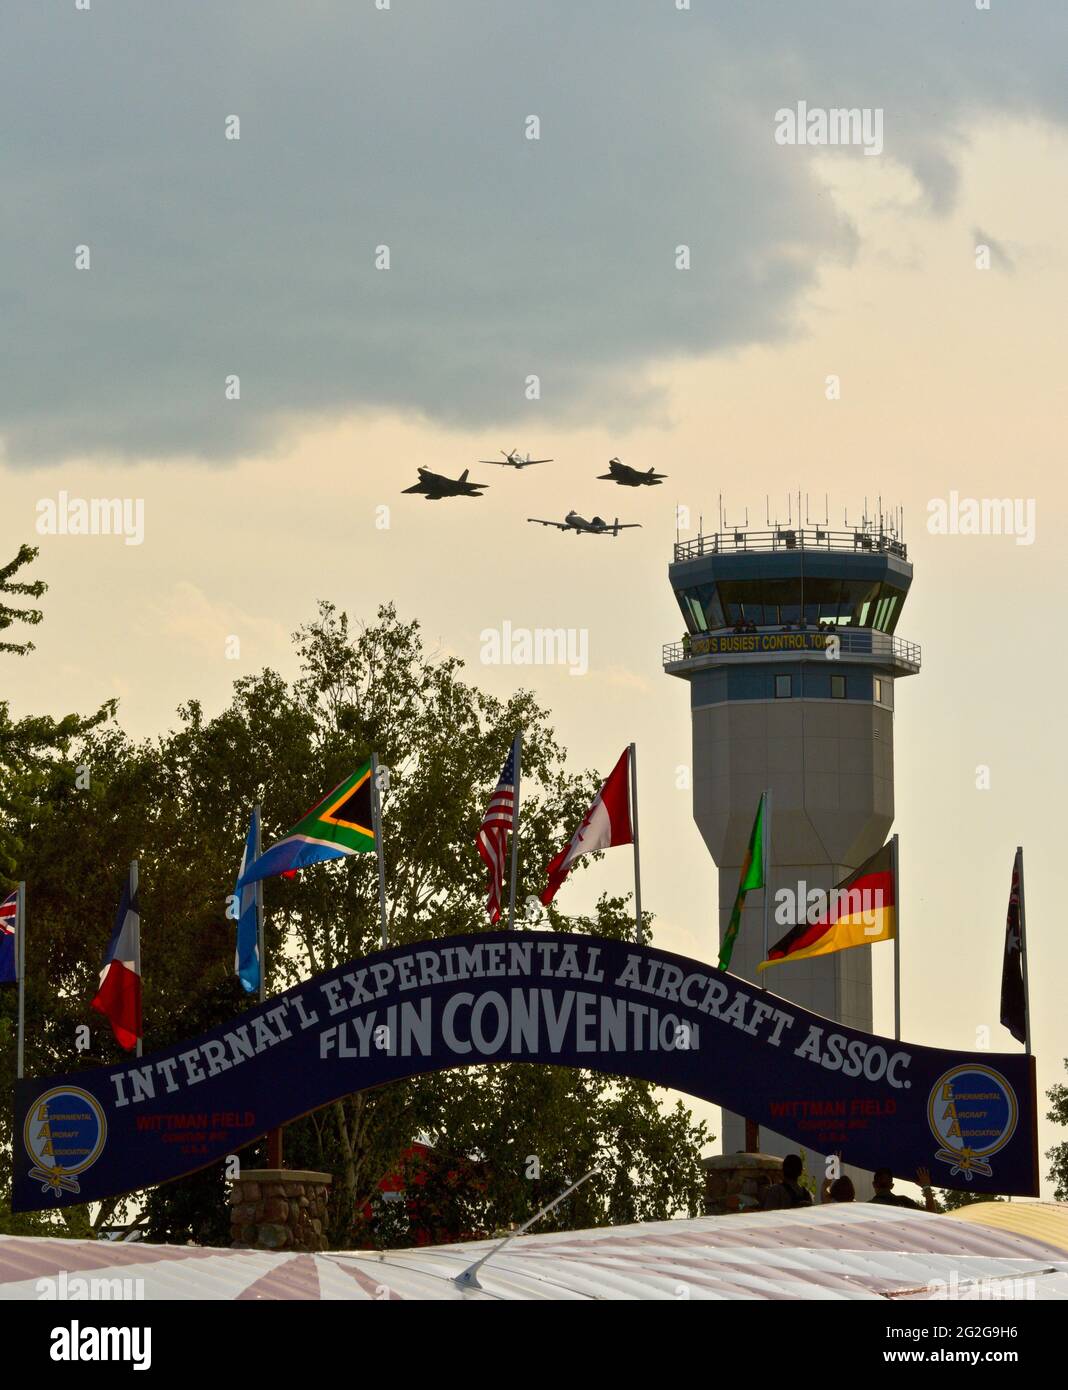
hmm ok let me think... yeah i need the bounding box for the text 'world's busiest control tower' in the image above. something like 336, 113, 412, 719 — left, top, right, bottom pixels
665, 508, 920, 1157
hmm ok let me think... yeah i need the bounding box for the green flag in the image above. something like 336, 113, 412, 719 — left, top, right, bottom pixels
718, 792, 765, 971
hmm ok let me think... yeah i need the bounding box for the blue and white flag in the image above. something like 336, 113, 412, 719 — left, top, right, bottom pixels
234, 808, 261, 994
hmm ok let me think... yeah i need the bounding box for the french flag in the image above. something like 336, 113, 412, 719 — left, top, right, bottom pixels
91, 866, 141, 1051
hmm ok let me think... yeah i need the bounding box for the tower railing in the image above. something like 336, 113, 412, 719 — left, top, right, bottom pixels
662, 628, 922, 671
673, 528, 907, 562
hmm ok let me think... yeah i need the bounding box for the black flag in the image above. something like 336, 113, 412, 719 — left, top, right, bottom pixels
999, 849, 1027, 1046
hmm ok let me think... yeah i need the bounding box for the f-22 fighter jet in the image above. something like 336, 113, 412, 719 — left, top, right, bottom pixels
402, 467, 488, 500
598, 456, 667, 487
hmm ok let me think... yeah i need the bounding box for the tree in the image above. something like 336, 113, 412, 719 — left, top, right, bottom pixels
1046, 1057, 1068, 1201
0, 544, 46, 657
937, 1188, 1005, 1213
0, 546, 116, 1234
3, 599, 710, 1245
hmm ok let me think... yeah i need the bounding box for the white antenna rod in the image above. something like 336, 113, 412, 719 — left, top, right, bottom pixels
453, 1169, 598, 1291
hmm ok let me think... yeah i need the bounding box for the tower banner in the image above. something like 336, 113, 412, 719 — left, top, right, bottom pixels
11, 932, 1038, 1211
690, 631, 841, 656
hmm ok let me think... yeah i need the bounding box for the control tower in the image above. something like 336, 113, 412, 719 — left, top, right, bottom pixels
664, 507, 921, 1158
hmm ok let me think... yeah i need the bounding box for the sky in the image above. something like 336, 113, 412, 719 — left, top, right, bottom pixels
3, 1, 1067, 1197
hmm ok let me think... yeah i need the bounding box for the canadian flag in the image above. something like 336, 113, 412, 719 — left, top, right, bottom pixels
540, 748, 633, 905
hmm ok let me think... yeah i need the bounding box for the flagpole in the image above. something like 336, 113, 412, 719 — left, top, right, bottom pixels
131, 860, 142, 1059
507, 732, 522, 931
371, 753, 388, 950
1017, 845, 1031, 1056
629, 743, 642, 944
760, 788, 771, 990
16, 880, 26, 1080
254, 804, 265, 1006
252, 806, 283, 1169
892, 833, 901, 1042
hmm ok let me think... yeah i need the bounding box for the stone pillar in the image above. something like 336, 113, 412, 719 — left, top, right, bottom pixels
229, 1169, 332, 1252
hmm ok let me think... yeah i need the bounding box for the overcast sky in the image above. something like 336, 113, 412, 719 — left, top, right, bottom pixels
3, 2, 1067, 1193
3, 1, 1067, 464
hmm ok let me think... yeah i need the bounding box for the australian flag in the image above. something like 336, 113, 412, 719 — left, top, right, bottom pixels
0, 891, 17, 984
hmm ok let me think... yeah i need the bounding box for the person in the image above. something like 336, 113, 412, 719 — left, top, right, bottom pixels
869, 1166, 939, 1212
827, 1175, 855, 1203
682, 631, 692, 657
762, 1153, 813, 1210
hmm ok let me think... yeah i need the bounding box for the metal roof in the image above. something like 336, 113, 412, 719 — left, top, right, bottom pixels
945, 1200, 1068, 1255
3, 1203, 1067, 1300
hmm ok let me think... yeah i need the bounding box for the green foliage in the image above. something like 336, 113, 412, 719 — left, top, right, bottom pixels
1, 596, 710, 1245
0, 545, 46, 657
1046, 1057, 1068, 1201
936, 1188, 1005, 1212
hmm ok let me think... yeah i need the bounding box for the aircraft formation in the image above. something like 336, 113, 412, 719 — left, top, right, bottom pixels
401, 449, 665, 538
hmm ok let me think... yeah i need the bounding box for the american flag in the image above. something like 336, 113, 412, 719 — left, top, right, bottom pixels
476, 741, 518, 924
0, 890, 17, 984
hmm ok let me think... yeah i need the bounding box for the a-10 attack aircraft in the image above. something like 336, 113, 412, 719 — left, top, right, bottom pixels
479, 447, 554, 468
598, 456, 667, 487
527, 511, 642, 537
402, 467, 488, 500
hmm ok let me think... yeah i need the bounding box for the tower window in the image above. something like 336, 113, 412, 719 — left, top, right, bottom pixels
831, 675, 846, 699
874, 677, 883, 703
775, 675, 792, 698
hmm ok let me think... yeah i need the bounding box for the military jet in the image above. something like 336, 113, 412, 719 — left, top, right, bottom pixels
402, 467, 488, 500
527, 511, 642, 537
598, 456, 667, 487
479, 447, 554, 469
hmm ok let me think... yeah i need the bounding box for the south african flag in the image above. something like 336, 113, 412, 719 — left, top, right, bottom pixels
237, 761, 377, 887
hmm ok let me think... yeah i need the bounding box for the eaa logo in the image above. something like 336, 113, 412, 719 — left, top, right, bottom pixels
24, 1087, 107, 1197
927, 1065, 1017, 1181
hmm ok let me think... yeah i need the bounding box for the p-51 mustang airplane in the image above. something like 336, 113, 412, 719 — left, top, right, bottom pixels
402, 467, 488, 500
527, 511, 642, 537
480, 447, 554, 468
598, 456, 667, 487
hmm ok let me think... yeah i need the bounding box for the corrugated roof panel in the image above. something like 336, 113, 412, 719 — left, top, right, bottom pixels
945, 1200, 1068, 1255
3, 1204, 1066, 1300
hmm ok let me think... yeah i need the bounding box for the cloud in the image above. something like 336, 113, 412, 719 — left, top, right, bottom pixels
154, 580, 289, 661
973, 227, 1018, 272
1, 0, 1065, 466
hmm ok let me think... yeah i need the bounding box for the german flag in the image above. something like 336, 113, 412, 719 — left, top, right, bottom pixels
758, 842, 895, 971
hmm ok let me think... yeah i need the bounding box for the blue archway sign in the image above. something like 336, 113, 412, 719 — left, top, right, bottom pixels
12, 932, 1039, 1211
